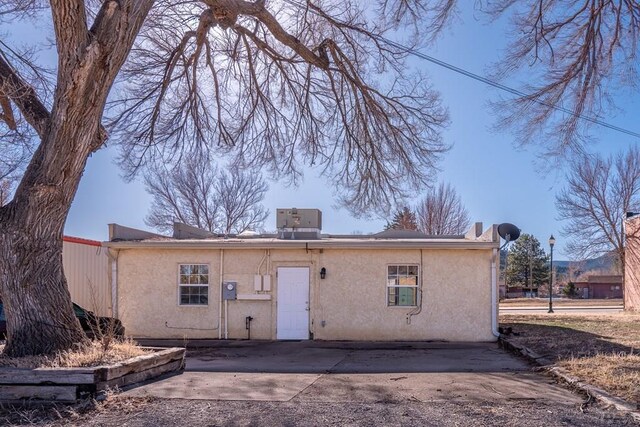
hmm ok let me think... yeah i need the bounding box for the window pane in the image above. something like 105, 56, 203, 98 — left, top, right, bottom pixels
199, 274, 209, 285
398, 266, 408, 275
200, 265, 209, 275
180, 285, 208, 305
179, 275, 189, 284
180, 265, 190, 275
387, 278, 398, 287
388, 266, 397, 275
398, 287, 416, 306
388, 287, 399, 306
399, 276, 417, 286
408, 265, 418, 276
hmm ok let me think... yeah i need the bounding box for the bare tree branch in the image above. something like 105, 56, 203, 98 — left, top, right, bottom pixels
486, 0, 640, 154
556, 147, 640, 271
215, 168, 269, 234
0, 51, 51, 138
415, 182, 470, 235
145, 159, 268, 234
110, 0, 449, 215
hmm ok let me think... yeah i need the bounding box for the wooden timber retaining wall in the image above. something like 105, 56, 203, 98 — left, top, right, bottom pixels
0, 347, 185, 403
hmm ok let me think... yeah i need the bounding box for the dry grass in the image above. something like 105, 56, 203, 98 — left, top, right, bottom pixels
501, 313, 640, 405
559, 353, 640, 404
500, 298, 623, 307
0, 391, 156, 426
0, 339, 149, 369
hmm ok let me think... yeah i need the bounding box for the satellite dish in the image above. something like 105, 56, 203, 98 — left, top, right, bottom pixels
498, 223, 520, 243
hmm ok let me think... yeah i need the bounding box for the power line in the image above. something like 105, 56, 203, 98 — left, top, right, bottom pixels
281, 0, 640, 140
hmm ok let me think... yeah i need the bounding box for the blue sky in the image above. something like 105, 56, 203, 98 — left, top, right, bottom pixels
15, 5, 637, 260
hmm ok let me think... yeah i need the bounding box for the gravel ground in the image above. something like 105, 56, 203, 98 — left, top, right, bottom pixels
1, 397, 637, 427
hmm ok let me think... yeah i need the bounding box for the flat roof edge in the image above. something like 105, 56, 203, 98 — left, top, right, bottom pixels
103, 240, 498, 250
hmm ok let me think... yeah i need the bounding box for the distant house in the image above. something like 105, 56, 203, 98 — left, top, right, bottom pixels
505, 286, 538, 299
103, 209, 503, 342
573, 275, 623, 299
63, 236, 112, 316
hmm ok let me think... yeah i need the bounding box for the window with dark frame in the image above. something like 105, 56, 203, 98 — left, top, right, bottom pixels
179, 264, 209, 305
387, 265, 418, 306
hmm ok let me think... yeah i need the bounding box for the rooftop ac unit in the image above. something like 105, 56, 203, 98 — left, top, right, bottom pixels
276, 208, 322, 239
276, 208, 322, 229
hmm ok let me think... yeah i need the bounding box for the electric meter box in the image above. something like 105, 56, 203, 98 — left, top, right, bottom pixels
223, 281, 237, 300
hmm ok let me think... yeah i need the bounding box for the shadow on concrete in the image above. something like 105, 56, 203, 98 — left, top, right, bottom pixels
171, 341, 531, 374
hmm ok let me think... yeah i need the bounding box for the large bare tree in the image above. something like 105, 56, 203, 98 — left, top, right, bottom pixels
0, 0, 449, 356
415, 182, 470, 235
556, 147, 640, 276
145, 159, 268, 234
215, 168, 269, 234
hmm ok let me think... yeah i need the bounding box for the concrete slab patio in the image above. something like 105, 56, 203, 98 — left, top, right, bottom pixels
125, 341, 584, 406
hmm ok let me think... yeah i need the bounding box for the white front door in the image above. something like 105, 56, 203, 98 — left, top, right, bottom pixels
276, 267, 310, 340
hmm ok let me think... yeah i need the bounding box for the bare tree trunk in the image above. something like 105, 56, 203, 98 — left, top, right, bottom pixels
0, 0, 153, 356
0, 108, 103, 356
0, 221, 87, 356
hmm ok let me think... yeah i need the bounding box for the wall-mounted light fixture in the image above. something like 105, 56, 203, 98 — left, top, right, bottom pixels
320, 267, 327, 279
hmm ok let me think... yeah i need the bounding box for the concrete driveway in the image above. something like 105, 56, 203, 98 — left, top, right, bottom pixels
125, 341, 583, 405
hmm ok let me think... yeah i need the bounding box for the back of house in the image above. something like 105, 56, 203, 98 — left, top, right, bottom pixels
104, 209, 502, 342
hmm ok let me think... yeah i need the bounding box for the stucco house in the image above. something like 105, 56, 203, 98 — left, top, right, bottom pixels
103, 209, 502, 342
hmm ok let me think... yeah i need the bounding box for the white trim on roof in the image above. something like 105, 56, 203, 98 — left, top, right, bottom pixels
103, 238, 498, 250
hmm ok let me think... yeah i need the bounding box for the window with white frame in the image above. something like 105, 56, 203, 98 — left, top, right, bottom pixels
387, 265, 418, 306
179, 264, 209, 305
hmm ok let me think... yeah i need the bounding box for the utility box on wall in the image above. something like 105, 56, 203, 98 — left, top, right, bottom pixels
223, 281, 237, 300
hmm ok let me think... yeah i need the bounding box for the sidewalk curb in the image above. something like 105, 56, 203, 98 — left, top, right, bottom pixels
499, 337, 640, 423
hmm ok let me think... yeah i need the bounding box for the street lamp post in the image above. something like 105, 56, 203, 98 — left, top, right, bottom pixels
548, 235, 556, 313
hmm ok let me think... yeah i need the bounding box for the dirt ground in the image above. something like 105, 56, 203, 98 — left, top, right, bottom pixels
0, 396, 637, 426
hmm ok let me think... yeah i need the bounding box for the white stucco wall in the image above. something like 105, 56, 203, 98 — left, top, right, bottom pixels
115, 246, 495, 341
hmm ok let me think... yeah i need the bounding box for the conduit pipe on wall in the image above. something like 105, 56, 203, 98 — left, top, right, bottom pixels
225, 300, 228, 339
491, 248, 499, 338
219, 249, 224, 340
257, 250, 268, 275
406, 249, 424, 324
108, 248, 119, 318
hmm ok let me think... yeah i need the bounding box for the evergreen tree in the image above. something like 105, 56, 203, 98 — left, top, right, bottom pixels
505, 234, 549, 294
385, 207, 419, 230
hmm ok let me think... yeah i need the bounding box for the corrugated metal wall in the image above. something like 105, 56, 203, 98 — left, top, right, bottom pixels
62, 239, 112, 317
